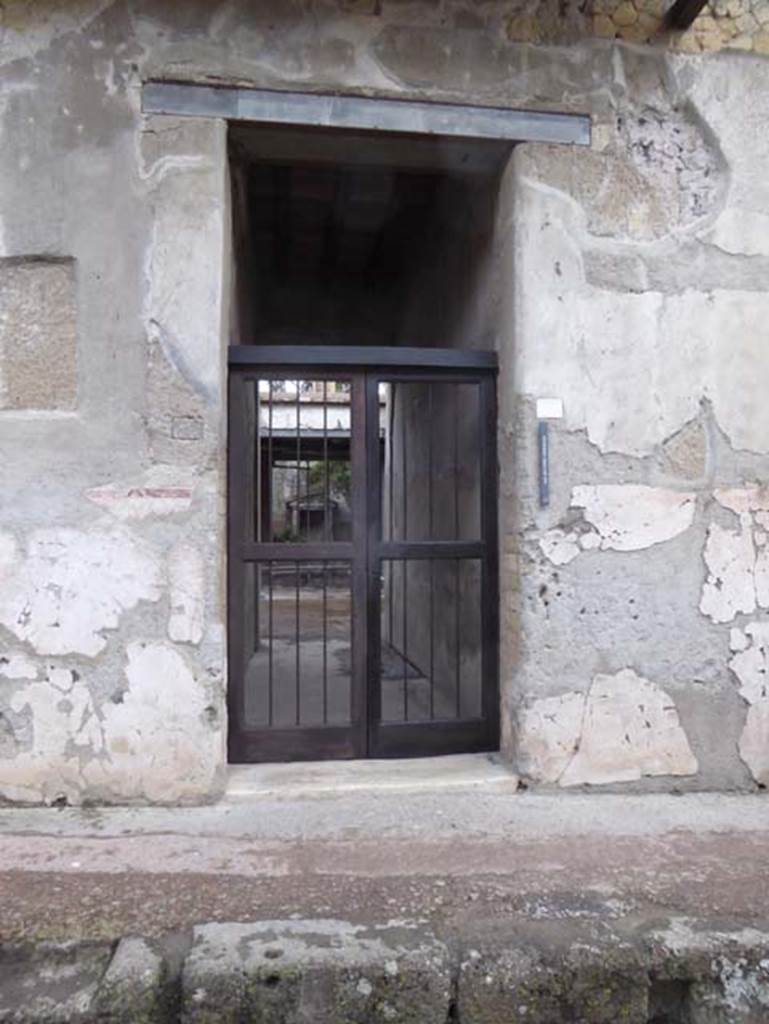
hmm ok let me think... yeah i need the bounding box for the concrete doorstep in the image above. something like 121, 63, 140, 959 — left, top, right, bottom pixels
3, 915, 769, 1023
225, 753, 519, 800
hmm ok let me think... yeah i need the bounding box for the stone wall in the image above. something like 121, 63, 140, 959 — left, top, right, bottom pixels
504, 0, 769, 52
0, 0, 768, 801
593, 0, 769, 52
505, 49, 769, 790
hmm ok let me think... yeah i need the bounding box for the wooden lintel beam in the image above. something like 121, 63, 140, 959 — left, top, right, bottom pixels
664, 0, 709, 30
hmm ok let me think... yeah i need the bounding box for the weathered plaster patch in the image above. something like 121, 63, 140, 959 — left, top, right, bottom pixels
0, 531, 17, 578
563, 670, 698, 786
730, 627, 750, 653
0, 652, 37, 680
729, 622, 769, 786
579, 531, 601, 551
145, 335, 208, 467
538, 528, 580, 566
0, 0, 114, 66
572, 486, 696, 552
85, 467, 195, 519
700, 523, 756, 624
168, 542, 205, 645
730, 623, 769, 705
700, 488, 769, 624
2, 668, 103, 804
715, 484, 769, 517
739, 702, 769, 788
707, 294, 769, 454
142, 119, 226, 404
0, 645, 220, 804
755, 545, 769, 609
81, 641, 220, 803
0, 530, 162, 656
516, 691, 585, 783
139, 152, 210, 186
539, 486, 695, 564
710, 208, 769, 258
518, 669, 698, 786
516, 182, 769, 456
689, 61, 769, 271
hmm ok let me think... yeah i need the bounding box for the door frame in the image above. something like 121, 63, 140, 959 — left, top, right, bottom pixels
227, 346, 499, 762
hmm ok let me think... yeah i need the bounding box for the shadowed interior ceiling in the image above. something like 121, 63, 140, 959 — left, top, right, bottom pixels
229, 124, 505, 346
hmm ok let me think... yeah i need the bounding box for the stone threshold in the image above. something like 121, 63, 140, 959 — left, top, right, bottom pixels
225, 752, 518, 800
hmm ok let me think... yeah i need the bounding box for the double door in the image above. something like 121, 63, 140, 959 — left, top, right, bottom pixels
228, 347, 498, 761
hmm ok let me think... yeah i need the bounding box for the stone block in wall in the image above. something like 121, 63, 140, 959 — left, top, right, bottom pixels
0, 257, 77, 411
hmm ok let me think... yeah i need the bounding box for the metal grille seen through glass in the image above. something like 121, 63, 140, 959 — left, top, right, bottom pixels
381, 380, 481, 542
251, 378, 353, 544
379, 558, 482, 723
242, 561, 352, 728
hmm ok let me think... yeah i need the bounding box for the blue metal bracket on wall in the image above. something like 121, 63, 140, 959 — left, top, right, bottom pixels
538, 421, 550, 509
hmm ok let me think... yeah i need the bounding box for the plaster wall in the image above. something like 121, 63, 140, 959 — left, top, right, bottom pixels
1, 1, 768, 801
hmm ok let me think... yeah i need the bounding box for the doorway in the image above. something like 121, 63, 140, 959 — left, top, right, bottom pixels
227, 121, 504, 762
228, 347, 498, 761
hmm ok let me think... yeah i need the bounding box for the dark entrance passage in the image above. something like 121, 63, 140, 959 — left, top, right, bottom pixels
228, 347, 498, 762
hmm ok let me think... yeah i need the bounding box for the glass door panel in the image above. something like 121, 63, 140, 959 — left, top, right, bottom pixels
229, 354, 498, 762
369, 372, 497, 758
228, 371, 366, 762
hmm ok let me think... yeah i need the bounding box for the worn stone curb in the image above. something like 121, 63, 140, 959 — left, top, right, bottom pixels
93, 936, 174, 1023
2, 916, 769, 1022
182, 920, 453, 1024
0, 940, 113, 1023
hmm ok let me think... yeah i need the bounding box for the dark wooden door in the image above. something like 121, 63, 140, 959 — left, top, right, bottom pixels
228, 348, 498, 763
